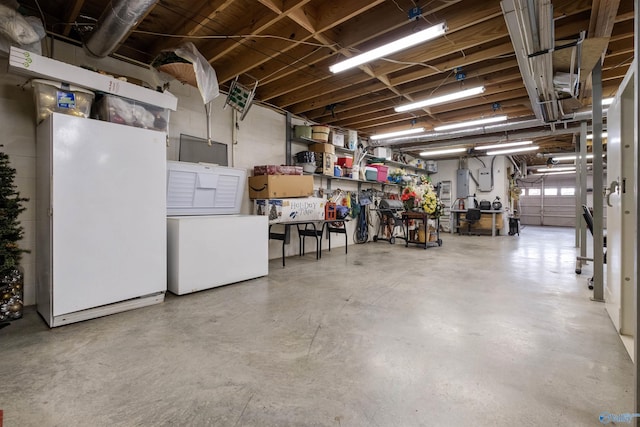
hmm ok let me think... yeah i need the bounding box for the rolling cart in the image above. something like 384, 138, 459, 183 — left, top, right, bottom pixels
401, 211, 442, 249
373, 199, 406, 244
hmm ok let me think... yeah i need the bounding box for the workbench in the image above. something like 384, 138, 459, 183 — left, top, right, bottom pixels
451, 209, 504, 237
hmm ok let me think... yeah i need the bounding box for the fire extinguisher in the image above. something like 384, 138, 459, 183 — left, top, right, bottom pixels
458, 198, 465, 210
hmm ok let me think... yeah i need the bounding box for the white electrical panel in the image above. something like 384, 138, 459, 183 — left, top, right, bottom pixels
478, 168, 492, 191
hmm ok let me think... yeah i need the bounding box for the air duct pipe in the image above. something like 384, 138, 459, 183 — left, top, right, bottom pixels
84, 0, 158, 58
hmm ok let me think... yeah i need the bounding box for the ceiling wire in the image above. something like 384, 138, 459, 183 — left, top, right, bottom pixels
131, 29, 339, 48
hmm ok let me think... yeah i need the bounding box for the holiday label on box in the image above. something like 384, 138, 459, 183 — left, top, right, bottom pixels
254, 198, 326, 223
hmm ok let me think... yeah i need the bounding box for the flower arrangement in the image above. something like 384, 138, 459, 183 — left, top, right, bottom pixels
400, 178, 443, 217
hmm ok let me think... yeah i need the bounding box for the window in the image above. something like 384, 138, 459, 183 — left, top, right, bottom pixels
560, 187, 575, 196
528, 188, 541, 196
544, 187, 558, 196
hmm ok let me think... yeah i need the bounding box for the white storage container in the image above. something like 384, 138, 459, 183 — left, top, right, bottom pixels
94, 93, 170, 132
167, 161, 246, 216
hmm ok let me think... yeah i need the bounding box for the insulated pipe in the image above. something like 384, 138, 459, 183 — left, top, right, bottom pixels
84, 0, 158, 58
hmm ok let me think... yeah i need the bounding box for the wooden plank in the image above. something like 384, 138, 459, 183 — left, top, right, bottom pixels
62, 0, 85, 37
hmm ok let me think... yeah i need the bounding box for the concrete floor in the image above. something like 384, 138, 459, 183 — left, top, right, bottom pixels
0, 226, 633, 426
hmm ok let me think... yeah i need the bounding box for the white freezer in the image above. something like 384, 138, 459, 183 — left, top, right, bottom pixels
36, 113, 167, 327
167, 215, 268, 295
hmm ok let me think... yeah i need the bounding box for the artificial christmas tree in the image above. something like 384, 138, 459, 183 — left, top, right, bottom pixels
0, 147, 29, 323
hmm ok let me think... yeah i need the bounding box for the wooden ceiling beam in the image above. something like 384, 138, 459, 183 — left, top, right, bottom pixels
62, 0, 85, 37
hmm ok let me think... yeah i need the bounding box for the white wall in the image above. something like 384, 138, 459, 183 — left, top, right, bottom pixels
430, 156, 510, 210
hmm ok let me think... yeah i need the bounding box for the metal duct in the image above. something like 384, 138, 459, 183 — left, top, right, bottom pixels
84, 0, 158, 58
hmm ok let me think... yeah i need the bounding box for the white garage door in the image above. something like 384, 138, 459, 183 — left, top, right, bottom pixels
518, 174, 604, 227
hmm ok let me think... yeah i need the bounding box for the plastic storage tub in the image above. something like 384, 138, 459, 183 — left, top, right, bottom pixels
336, 157, 353, 167
364, 166, 378, 181
370, 164, 389, 182
93, 93, 170, 132
32, 79, 94, 123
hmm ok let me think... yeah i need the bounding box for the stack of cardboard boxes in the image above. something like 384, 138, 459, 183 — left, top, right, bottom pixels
248, 165, 326, 224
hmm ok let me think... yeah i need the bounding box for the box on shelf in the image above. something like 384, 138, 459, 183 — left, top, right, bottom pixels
315, 153, 335, 176
364, 166, 378, 181
32, 79, 94, 123
336, 157, 353, 167
294, 125, 312, 139
373, 147, 392, 160
253, 165, 303, 176
248, 175, 314, 199
330, 132, 344, 147
425, 160, 437, 173
93, 93, 170, 132
370, 164, 389, 182
309, 143, 335, 155
255, 198, 326, 223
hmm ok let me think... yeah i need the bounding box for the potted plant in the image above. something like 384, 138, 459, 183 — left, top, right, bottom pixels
0, 148, 29, 323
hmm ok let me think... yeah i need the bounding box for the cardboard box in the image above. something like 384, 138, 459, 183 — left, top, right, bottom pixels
253, 165, 303, 175
315, 153, 335, 176
255, 198, 326, 223
330, 132, 345, 147
309, 143, 336, 155
248, 175, 314, 199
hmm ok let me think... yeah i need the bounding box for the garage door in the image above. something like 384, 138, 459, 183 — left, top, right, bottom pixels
518, 175, 576, 226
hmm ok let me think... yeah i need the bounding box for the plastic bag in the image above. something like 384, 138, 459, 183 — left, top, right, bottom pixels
0, 4, 40, 45
0, 6, 44, 55
174, 42, 219, 104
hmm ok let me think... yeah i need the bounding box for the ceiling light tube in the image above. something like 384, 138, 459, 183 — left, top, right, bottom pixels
370, 127, 426, 140
531, 170, 576, 176
485, 145, 539, 156
535, 166, 576, 172
419, 147, 467, 157
329, 23, 447, 73
434, 115, 507, 131
476, 140, 533, 151
552, 154, 595, 161
586, 132, 608, 139
395, 86, 485, 113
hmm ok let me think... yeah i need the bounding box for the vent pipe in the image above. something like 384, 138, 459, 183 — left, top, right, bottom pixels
84, 0, 158, 58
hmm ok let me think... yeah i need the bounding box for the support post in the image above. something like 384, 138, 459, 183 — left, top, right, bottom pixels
579, 122, 588, 260
591, 60, 605, 302
633, 0, 639, 421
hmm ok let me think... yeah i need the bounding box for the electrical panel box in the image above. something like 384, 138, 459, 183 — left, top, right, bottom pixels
478, 167, 492, 191
456, 169, 469, 198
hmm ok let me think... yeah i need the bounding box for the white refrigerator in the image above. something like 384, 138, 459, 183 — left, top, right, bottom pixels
36, 113, 167, 327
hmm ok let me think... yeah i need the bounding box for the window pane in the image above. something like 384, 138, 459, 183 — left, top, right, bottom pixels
560, 187, 575, 196
528, 188, 541, 196
544, 187, 558, 196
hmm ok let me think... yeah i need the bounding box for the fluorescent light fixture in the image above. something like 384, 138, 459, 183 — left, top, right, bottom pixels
476, 140, 533, 151
485, 145, 539, 156
531, 170, 576, 176
395, 86, 485, 113
329, 23, 447, 73
434, 115, 507, 131
552, 154, 595, 161
586, 132, 608, 139
419, 147, 467, 157
370, 127, 426, 140
602, 97, 614, 106
535, 166, 576, 172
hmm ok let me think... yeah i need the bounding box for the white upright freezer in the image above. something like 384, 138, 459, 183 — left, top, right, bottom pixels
36, 113, 167, 327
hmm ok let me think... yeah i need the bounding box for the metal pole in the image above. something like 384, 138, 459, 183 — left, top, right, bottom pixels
575, 135, 581, 247
580, 122, 588, 260
592, 60, 605, 302
540, 178, 545, 225
633, 0, 639, 421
